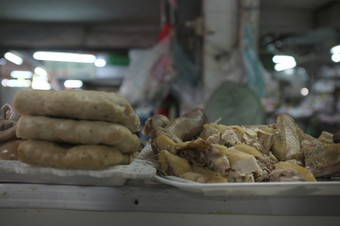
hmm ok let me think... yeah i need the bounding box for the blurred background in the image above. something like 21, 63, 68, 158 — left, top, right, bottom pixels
0, 0, 339, 137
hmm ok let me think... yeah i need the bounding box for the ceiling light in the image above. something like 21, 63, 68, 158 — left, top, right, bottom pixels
4, 52, 23, 65
94, 58, 106, 67
1, 79, 31, 88
331, 53, 340, 63
64, 80, 83, 89
272, 55, 296, 71
33, 51, 96, 63
34, 67, 48, 76
31, 77, 51, 90
330, 45, 340, 54
274, 61, 297, 71
34, 67, 49, 82
10, 71, 33, 79
272, 55, 295, 64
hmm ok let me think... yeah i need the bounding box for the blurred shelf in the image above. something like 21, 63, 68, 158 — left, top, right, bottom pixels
1, 180, 340, 216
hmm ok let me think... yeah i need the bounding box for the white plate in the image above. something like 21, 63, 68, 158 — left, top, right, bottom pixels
155, 175, 340, 196
0, 144, 157, 186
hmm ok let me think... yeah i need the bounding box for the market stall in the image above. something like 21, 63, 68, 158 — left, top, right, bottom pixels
1, 1, 340, 226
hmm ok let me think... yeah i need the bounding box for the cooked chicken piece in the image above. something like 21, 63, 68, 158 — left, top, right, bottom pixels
180, 166, 228, 183
142, 114, 170, 137
148, 108, 208, 154
200, 124, 275, 155
301, 138, 340, 177
152, 109, 340, 183
199, 123, 220, 141
157, 141, 229, 183
270, 161, 316, 182
284, 159, 304, 166
234, 144, 277, 181
220, 127, 243, 146
227, 171, 255, 182
199, 124, 278, 182
251, 127, 275, 155
318, 131, 334, 144
158, 149, 192, 177
270, 169, 306, 182
271, 114, 304, 162
235, 144, 278, 165
180, 171, 207, 183
199, 123, 237, 144
225, 147, 263, 176
165, 108, 208, 141
177, 140, 230, 175
234, 144, 263, 158
151, 128, 182, 154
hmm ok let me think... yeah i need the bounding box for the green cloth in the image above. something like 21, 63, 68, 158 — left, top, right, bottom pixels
205, 81, 265, 126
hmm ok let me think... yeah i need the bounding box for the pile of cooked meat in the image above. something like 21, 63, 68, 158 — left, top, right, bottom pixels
144, 108, 340, 183
0, 89, 141, 170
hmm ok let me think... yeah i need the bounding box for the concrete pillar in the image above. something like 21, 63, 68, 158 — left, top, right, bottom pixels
202, 0, 239, 102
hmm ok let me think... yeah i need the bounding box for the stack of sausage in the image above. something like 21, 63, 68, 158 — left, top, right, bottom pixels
13, 89, 141, 170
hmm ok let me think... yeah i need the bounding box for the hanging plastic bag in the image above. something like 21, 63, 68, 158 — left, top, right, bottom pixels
171, 41, 203, 114
119, 36, 177, 108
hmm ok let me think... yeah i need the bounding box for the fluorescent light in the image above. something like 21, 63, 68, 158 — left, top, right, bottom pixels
1, 79, 31, 87
31, 68, 51, 90
331, 53, 340, 63
330, 45, 340, 54
4, 52, 23, 65
272, 55, 296, 71
274, 61, 297, 71
272, 55, 295, 64
64, 80, 83, 88
34, 67, 48, 77
94, 58, 106, 67
31, 78, 51, 90
34, 67, 49, 82
33, 51, 96, 63
10, 71, 33, 79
